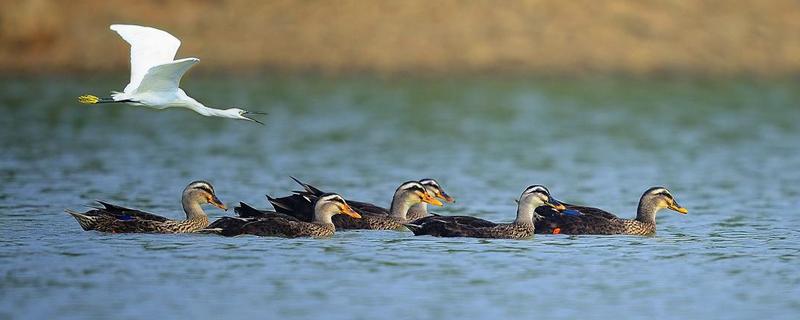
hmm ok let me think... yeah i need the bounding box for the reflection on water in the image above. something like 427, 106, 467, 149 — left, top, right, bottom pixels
1, 76, 799, 319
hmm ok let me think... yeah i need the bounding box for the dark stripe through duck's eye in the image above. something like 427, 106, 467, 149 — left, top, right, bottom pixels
194, 185, 214, 195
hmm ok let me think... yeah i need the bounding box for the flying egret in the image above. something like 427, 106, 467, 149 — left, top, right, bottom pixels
78, 24, 264, 124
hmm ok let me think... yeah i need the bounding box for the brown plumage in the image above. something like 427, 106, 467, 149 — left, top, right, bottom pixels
406, 185, 565, 239
205, 193, 361, 238
268, 178, 447, 230
65, 181, 227, 234
534, 187, 688, 236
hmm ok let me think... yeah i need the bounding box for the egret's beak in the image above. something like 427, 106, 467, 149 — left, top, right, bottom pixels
418, 191, 444, 206
668, 201, 688, 214
545, 197, 567, 211
436, 190, 455, 203
340, 203, 361, 218
210, 195, 228, 211
242, 111, 267, 125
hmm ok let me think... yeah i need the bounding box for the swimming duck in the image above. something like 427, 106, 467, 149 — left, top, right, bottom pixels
65, 181, 226, 233
205, 193, 361, 238
272, 177, 453, 221
405, 185, 565, 239
534, 186, 688, 236
406, 179, 455, 221
268, 179, 446, 230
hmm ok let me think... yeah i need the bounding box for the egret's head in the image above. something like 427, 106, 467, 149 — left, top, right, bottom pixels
225, 108, 266, 125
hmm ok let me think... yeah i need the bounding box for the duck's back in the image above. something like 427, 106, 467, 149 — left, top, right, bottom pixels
93, 201, 171, 222
70, 201, 207, 233
332, 214, 404, 230
535, 205, 636, 235
406, 215, 512, 238
240, 216, 335, 238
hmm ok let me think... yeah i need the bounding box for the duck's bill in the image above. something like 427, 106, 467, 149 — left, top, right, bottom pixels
419, 192, 444, 206
243, 111, 267, 125
210, 195, 228, 211
546, 198, 567, 211
341, 204, 362, 218
669, 203, 688, 214
437, 191, 455, 203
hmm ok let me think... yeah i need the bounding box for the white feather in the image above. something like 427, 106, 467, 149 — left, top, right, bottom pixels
134, 58, 199, 94
110, 24, 182, 93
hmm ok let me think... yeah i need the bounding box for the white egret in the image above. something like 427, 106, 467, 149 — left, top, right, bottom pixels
78, 24, 264, 124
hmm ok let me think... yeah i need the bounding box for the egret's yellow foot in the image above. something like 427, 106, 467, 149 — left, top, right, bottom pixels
78, 95, 100, 104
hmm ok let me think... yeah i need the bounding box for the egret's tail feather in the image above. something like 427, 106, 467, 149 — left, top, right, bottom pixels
65, 210, 96, 231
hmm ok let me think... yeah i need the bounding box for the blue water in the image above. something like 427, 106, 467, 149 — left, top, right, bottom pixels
1, 76, 799, 319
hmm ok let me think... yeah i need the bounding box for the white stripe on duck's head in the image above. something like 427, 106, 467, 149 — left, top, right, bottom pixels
184, 180, 226, 210
419, 178, 455, 203
641, 186, 688, 214
519, 185, 565, 211
396, 181, 443, 206
315, 193, 361, 218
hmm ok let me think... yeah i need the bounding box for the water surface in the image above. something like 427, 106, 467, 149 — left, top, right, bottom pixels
1, 76, 799, 319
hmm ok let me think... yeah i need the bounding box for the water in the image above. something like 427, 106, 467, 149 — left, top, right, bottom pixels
1, 76, 799, 319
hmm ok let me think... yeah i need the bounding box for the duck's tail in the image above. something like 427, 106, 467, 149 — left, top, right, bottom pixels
404, 223, 423, 234
289, 176, 324, 196
196, 228, 224, 234
65, 209, 96, 231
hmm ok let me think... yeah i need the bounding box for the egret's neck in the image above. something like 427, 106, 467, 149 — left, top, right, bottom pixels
179, 93, 236, 118
193, 105, 234, 118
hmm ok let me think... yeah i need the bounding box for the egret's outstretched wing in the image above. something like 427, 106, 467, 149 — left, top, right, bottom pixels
110, 24, 182, 93
134, 58, 199, 93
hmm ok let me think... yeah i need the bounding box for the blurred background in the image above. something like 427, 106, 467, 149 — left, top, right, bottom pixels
2, 1, 799, 320
3, 0, 800, 77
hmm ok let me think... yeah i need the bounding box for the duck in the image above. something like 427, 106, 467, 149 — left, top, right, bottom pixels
534, 186, 688, 236
204, 193, 361, 238
268, 179, 446, 230
271, 177, 454, 221
407, 178, 455, 221
405, 185, 566, 239
65, 180, 227, 233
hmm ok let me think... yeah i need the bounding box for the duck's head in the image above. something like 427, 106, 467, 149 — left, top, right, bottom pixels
395, 181, 444, 207
419, 178, 455, 203
518, 185, 566, 211
640, 187, 688, 214
183, 180, 227, 210
315, 193, 361, 219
